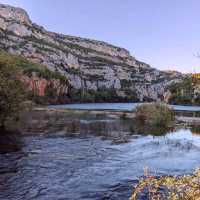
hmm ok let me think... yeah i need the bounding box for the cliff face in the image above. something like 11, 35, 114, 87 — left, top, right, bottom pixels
0, 4, 184, 102
22, 74, 69, 103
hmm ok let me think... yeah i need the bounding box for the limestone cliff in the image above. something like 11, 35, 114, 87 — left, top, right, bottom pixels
22, 74, 69, 104
0, 4, 184, 102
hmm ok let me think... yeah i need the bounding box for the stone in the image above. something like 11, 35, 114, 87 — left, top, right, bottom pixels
0, 3, 184, 102
7, 23, 32, 36
0, 4, 31, 25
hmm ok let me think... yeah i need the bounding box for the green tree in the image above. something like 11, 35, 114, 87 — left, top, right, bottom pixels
0, 53, 27, 130
168, 76, 200, 105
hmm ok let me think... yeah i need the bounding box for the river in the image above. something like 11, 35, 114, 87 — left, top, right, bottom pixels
0, 108, 200, 200
48, 103, 200, 112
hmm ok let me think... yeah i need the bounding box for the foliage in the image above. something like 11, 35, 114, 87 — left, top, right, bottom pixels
0, 50, 67, 83
65, 67, 81, 75
135, 103, 175, 127
168, 76, 200, 105
168, 76, 194, 105
0, 53, 27, 128
45, 83, 57, 98
94, 87, 119, 102
133, 123, 172, 136
69, 87, 123, 103
121, 79, 132, 88
0, 50, 69, 106
130, 168, 200, 200
124, 89, 139, 102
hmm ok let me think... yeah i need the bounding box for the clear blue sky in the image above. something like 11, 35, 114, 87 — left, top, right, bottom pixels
1, 0, 200, 73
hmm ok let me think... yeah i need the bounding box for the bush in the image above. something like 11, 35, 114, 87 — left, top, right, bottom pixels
0, 52, 27, 130
69, 87, 119, 103
135, 103, 174, 127
45, 83, 57, 98
0, 50, 67, 83
130, 168, 200, 200
168, 76, 197, 105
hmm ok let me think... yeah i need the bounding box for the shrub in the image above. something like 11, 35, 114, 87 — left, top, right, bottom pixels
168, 76, 196, 105
135, 103, 174, 127
121, 79, 132, 88
69, 87, 119, 103
0, 52, 27, 129
0, 50, 67, 83
45, 83, 57, 98
130, 168, 200, 200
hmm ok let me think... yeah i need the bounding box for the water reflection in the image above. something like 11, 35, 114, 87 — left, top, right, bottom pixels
23, 110, 193, 144
48, 119, 134, 144
191, 126, 200, 136
51, 118, 174, 143
132, 122, 174, 137
0, 131, 23, 154
1, 112, 200, 199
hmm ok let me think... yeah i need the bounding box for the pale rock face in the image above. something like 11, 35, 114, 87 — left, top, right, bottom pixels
72, 40, 130, 58
0, 3, 184, 102
67, 74, 82, 89
145, 73, 153, 82
67, 53, 79, 69
163, 90, 172, 103
0, 17, 6, 30
0, 4, 31, 25
33, 31, 56, 44
7, 23, 32, 36
113, 78, 121, 89
104, 67, 115, 80
116, 66, 131, 80
126, 59, 136, 66
86, 81, 97, 90
116, 90, 126, 98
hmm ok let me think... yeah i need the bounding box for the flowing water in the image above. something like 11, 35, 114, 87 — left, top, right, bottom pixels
0, 111, 200, 200
48, 103, 200, 112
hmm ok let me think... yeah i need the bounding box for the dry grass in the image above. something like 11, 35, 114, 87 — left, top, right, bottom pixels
130, 168, 200, 200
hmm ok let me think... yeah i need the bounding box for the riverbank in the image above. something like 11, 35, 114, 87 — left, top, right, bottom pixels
34, 105, 200, 126
35, 106, 135, 119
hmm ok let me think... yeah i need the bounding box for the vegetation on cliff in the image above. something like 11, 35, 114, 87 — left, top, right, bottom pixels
0, 3, 185, 102
69, 87, 139, 103
0, 51, 69, 104
0, 51, 67, 82
0, 50, 139, 105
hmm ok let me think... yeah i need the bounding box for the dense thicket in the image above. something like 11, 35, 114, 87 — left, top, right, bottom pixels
169, 76, 200, 105
0, 52, 27, 129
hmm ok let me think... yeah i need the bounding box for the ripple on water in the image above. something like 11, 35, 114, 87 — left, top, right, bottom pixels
0, 127, 200, 199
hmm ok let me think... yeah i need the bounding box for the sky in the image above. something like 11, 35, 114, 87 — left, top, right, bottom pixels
0, 0, 200, 73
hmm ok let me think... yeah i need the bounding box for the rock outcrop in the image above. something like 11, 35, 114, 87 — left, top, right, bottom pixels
0, 4, 184, 102
22, 74, 69, 103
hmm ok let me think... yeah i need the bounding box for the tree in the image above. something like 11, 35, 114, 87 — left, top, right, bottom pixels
168, 76, 195, 105
0, 52, 27, 130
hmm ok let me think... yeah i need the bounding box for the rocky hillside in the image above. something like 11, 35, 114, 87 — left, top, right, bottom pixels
0, 4, 184, 102
0, 51, 69, 104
